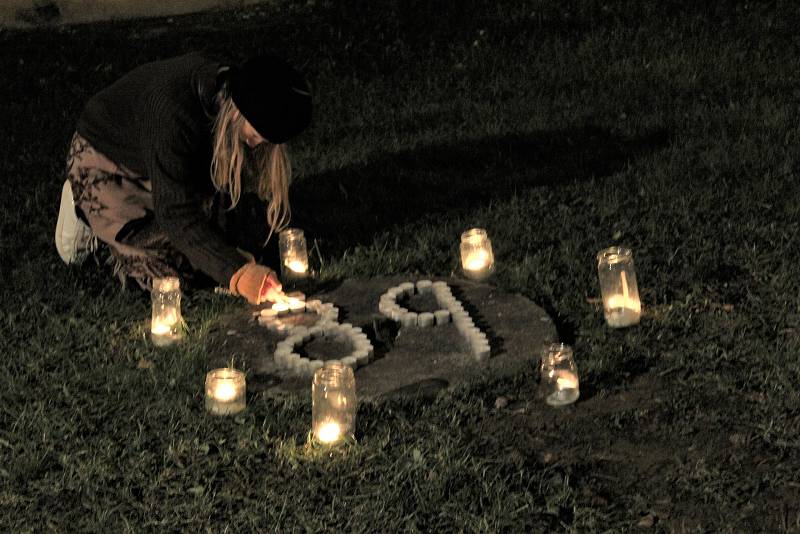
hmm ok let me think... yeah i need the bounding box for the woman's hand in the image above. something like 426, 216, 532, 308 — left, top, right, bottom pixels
259, 271, 284, 304
229, 263, 282, 305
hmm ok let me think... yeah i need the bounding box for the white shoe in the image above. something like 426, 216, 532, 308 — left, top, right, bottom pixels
55, 180, 97, 264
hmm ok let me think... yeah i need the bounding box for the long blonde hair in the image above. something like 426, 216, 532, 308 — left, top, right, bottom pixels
210, 93, 291, 244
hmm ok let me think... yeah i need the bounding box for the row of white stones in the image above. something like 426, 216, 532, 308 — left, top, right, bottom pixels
257, 298, 375, 377
379, 280, 491, 362
257, 299, 339, 332
274, 323, 374, 377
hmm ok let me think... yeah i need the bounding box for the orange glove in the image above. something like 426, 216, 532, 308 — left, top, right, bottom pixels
260, 271, 284, 303
229, 263, 282, 305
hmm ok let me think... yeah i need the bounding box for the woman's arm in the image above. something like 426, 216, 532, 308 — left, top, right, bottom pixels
142, 95, 245, 285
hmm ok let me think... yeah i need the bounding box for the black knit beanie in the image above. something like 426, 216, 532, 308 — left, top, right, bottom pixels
229, 54, 312, 144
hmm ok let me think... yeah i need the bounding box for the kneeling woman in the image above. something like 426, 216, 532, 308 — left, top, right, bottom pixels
56, 52, 311, 304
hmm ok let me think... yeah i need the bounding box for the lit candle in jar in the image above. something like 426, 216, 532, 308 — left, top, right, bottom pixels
279, 228, 310, 281
460, 228, 495, 281
312, 362, 356, 446
597, 247, 641, 328
204, 368, 246, 416
541, 344, 580, 407
151, 277, 182, 347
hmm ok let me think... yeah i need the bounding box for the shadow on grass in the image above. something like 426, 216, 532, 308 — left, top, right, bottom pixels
290, 126, 669, 252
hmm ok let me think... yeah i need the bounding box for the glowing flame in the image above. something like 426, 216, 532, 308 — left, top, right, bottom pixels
151, 322, 172, 335
316, 421, 342, 443
464, 250, 490, 271
285, 259, 308, 273
556, 372, 578, 390
151, 310, 178, 335
213, 381, 238, 402
606, 294, 641, 312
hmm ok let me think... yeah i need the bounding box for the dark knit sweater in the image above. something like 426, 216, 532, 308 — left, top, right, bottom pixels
76, 53, 245, 285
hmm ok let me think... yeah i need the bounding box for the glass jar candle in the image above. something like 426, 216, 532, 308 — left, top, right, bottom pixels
540, 343, 580, 407
204, 368, 246, 415
596, 246, 641, 328
279, 228, 309, 282
312, 362, 356, 446
460, 228, 495, 281
151, 276, 182, 347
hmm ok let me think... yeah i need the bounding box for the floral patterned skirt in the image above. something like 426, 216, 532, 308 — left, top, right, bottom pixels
65, 132, 194, 289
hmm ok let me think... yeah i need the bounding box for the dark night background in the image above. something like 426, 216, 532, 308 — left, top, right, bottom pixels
1, 1, 799, 531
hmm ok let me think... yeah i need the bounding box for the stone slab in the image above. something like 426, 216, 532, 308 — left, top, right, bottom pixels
206, 276, 559, 401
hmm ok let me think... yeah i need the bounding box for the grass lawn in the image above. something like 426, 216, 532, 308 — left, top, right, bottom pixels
2, 0, 800, 531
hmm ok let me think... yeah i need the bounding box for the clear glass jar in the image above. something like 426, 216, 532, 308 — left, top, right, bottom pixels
460, 228, 494, 281
596, 246, 641, 328
312, 362, 356, 445
204, 368, 246, 415
150, 276, 182, 347
279, 228, 309, 282
540, 343, 580, 407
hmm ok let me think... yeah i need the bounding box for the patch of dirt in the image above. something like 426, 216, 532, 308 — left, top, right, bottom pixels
202, 276, 558, 399
476, 375, 799, 530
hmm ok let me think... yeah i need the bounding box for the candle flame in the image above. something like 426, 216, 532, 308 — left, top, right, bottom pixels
151, 323, 172, 335
285, 259, 308, 273
556, 372, 578, 390
272, 302, 290, 312
151, 309, 178, 335
464, 250, 489, 271
213, 381, 238, 402
606, 294, 641, 312
316, 421, 342, 443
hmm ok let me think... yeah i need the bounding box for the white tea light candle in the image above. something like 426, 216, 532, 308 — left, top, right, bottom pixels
597, 247, 641, 328
416, 280, 433, 293
287, 298, 306, 314
272, 301, 290, 316
398, 282, 415, 295
460, 228, 495, 281
204, 368, 246, 415
547, 369, 579, 405
151, 277, 182, 347
401, 312, 418, 328
417, 312, 435, 327
433, 309, 451, 325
